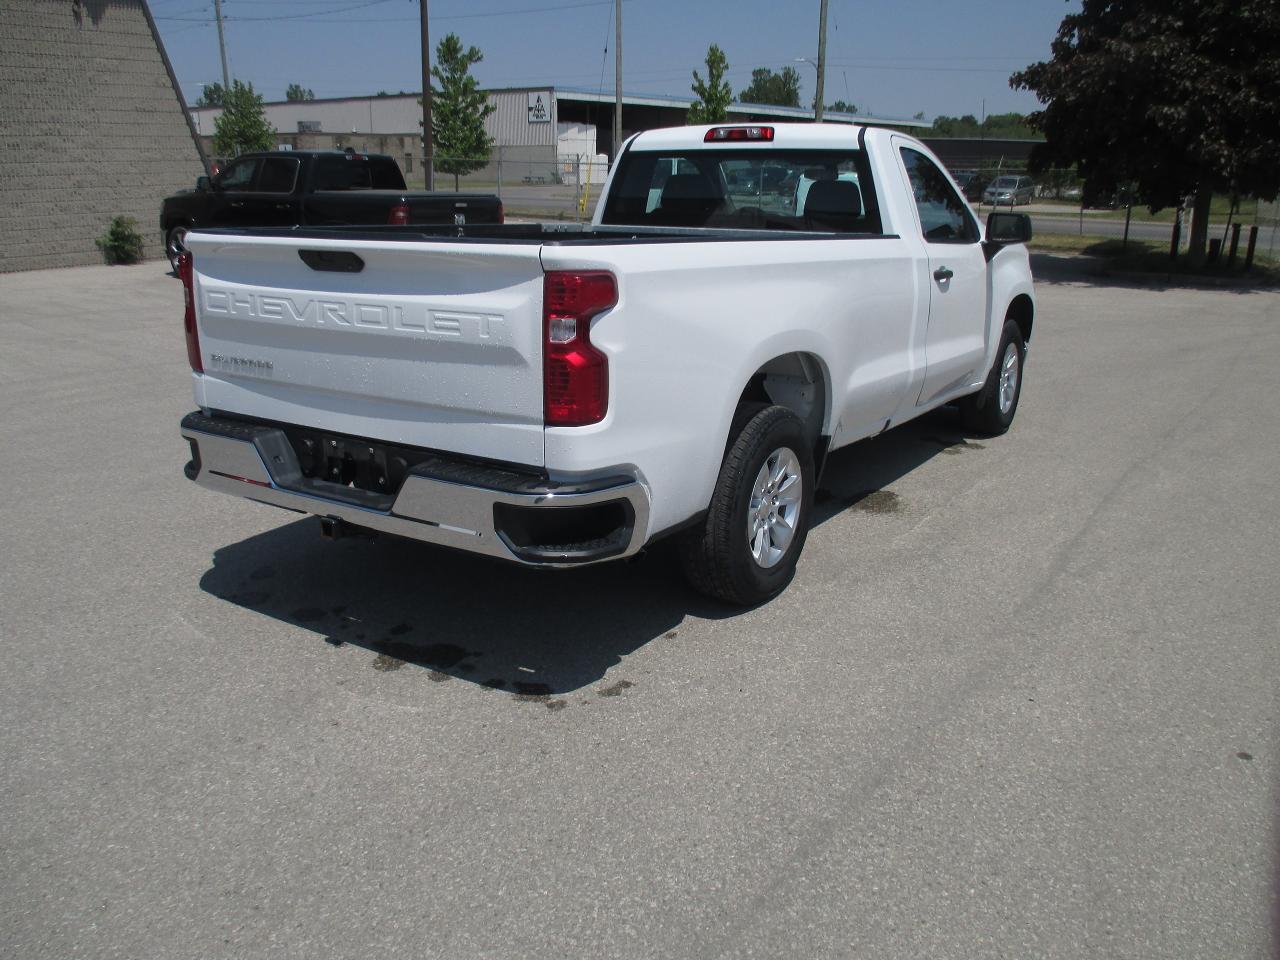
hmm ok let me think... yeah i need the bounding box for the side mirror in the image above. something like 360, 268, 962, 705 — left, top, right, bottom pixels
196, 175, 211, 192
987, 211, 1032, 243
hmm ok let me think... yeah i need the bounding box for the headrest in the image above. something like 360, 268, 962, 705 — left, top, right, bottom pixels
662, 173, 719, 203
804, 179, 862, 218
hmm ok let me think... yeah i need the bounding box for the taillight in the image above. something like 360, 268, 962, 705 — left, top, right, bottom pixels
543, 271, 617, 426
178, 251, 202, 373
388, 203, 410, 225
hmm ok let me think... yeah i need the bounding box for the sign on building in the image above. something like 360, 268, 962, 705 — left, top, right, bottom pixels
528, 92, 551, 123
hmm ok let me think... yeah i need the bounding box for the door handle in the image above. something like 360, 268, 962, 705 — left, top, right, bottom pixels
274, 203, 290, 210
933, 266, 954, 282
229, 201, 245, 208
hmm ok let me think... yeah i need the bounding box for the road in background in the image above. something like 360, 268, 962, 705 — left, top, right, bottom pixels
1, 259, 1277, 959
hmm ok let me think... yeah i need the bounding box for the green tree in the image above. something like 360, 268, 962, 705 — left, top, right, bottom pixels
195, 82, 225, 108
212, 80, 276, 157
285, 83, 315, 102
739, 67, 801, 107
428, 33, 495, 190
688, 44, 733, 124
931, 112, 1033, 140
1012, 0, 1280, 263
826, 99, 858, 115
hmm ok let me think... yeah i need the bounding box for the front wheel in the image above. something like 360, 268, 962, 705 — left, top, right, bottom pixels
680, 405, 814, 606
958, 319, 1025, 435
165, 225, 189, 271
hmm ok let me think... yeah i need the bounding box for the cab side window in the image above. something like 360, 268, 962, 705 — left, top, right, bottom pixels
255, 157, 299, 193
216, 159, 258, 190
900, 148, 978, 243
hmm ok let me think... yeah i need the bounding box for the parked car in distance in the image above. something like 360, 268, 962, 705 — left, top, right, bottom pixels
983, 175, 1034, 206
160, 151, 503, 270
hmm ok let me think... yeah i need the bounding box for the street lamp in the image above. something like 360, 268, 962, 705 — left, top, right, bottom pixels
794, 58, 821, 121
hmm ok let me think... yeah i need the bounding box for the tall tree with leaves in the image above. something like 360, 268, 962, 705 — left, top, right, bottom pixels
738, 67, 801, 107
1012, 0, 1280, 263
285, 83, 315, 102
212, 80, 276, 157
426, 33, 495, 191
688, 45, 733, 124
931, 112, 1033, 140
195, 82, 225, 108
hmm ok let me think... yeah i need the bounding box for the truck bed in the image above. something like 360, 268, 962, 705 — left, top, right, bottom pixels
193, 221, 889, 246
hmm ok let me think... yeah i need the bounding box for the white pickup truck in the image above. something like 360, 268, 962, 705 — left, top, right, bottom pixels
179, 123, 1035, 605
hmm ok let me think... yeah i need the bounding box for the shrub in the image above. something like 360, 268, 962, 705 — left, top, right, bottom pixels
94, 216, 146, 264
96, 215, 146, 265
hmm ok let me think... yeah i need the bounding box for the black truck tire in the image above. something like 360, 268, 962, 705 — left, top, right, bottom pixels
959, 319, 1025, 436
165, 225, 190, 271
680, 405, 814, 606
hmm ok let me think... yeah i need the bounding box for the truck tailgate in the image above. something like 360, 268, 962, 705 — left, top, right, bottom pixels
186, 233, 545, 466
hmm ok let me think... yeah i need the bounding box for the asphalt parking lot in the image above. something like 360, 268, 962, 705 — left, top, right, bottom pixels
2, 256, 1277, 959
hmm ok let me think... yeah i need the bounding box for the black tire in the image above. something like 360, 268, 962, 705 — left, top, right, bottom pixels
165, 225, 190, 271
959, 318, 1025, 435
680, 405, 814, 606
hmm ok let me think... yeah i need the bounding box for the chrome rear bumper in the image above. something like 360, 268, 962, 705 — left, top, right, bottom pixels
180, 412, 649, 567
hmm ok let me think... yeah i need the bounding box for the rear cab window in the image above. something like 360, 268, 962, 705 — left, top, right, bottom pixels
311, 155, 406, 191
254, 157, 300, 193
601, 148, 882, 234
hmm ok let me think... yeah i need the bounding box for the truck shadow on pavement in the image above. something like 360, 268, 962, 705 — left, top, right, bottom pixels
1030, 251, 1278, 292
198, 406, 982, 694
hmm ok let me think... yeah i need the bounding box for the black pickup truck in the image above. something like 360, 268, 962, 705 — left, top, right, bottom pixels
160, 151, 503, 268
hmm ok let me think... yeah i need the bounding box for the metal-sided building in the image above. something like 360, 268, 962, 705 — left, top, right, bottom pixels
190, 86, 917, 185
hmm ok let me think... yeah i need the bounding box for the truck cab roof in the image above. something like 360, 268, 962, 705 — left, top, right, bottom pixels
627, 122, 873, 152
228, 150, 397, 162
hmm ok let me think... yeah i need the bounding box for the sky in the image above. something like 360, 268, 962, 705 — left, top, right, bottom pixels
151, 0, 1081, 121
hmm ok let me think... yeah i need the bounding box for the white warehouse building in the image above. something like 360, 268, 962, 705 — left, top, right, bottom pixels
189, 85, 913, 186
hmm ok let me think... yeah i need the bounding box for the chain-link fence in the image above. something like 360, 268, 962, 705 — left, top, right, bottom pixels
936, 155, 1279, 265
1257, 199, 1280, 262
400, 149, 607, 220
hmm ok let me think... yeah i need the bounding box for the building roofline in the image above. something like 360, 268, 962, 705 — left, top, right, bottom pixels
142, 0, 210, 172
187, 85, 922, 129
550, 85, 922, 128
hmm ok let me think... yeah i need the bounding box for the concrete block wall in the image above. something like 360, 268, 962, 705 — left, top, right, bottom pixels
0, 0, 206, 273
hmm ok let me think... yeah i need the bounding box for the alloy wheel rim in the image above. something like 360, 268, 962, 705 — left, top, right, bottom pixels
747, 446, 803, 569
998, 342, 1019, 414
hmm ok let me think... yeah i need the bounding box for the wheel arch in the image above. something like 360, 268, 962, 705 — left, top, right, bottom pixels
733, 351, 831, 468
1007, 293, 1034, 344
162, 213, 198, 234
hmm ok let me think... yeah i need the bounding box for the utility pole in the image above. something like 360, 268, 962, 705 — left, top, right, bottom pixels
814, 0, 828, 122
612, 0, 622, 160
420, 0, 434, 190
212, 0, 230, 90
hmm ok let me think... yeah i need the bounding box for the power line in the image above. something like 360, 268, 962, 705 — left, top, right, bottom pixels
156, 0, 395, 21
156, 0, 617, 22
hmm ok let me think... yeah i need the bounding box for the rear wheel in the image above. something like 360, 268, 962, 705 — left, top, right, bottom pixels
680, 405, 814, 606
959, 318, 1024, 435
